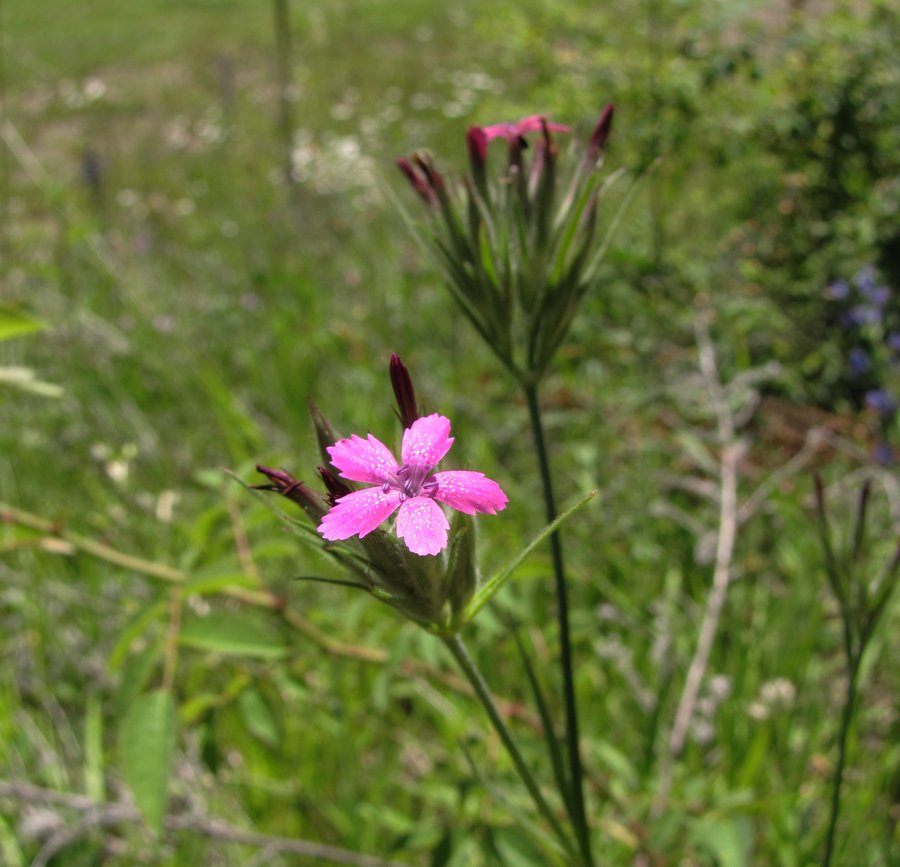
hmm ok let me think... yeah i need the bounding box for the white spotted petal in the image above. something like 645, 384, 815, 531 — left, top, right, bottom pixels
433, 471, 509, 515
401, 414, 454, 469
318, 488, 400, 540
327, 433, 399, 485
396, 496, 449, 556
317, 409, 507, 556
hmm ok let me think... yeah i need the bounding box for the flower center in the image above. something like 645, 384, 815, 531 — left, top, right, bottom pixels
381, 463, 438, 501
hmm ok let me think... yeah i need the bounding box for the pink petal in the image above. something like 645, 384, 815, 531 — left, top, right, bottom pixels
396, 497, 449, 556
327, 434, 399, 484
482, 115, 571, 141
401, 414, 454, 469
318, 487, 400, 541
481, 121, 518, 142
433, 471, 509, 515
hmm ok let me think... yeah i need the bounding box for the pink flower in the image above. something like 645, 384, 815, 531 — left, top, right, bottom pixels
481, 114, 571, 143
318, 414, 508, 556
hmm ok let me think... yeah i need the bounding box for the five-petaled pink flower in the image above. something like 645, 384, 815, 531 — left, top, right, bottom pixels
318, 414, 508, 556
481, 114, 571, 143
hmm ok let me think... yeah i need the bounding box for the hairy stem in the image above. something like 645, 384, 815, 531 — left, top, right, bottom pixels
523, 383, 593, 866
442, 634, 578, 861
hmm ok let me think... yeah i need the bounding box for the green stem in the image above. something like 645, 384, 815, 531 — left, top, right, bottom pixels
523, 383, 593, 866
822, 648, 860, 867
443, 635, 578, 861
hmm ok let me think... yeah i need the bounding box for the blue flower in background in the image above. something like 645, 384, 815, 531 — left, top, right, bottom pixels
865, 389, 896, 415
826, 265, 898, 464
848, 347, 870, 375
872, 441, 894, 466
868, 286, 891, 307
824, 279, 850, 300
848, 305, 882, 326
855, 266, 877, 296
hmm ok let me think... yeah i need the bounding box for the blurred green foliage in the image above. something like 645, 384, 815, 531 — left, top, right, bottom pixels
1, 0, 898, 864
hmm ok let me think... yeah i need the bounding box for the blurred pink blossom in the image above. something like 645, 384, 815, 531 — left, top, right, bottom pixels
481, 114, 571, 142
318, 414, 508, 556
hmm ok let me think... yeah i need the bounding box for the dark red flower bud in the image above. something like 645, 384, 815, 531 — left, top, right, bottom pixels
466, 125, 488, 165
466, 125, 489, 198
316, 465, 352, 506
255, 465, 328, 519
396, 157, 435, 205
411, 152, 445, 194
587, 104, 615, 162
389, 353, 419, 429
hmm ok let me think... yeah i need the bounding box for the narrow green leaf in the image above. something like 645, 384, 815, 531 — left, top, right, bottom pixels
109, 598, 168, 672
0, 308, 46, 342
115, 645, 161, 719
0, 815, 24, 867
120, 689, 176, 833
690, 815, 752, 867
492, 827, 556, 867
180, 611, 287, 659
238, 687, 281, 748
465, 491, 597, 621
228, 471, 322, 544
509, 621, 572, 818
184, 568, 256, 596
83, 694, 105, 802
813, 475, 849, 615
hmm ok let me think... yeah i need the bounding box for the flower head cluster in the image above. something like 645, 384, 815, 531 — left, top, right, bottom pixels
318, 414, 508, 556
397, 106, 616, 384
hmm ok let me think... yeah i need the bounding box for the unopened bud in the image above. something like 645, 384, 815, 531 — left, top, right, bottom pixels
396, 157, 436, 205
587, 104, 615, 163
316, 465, 352, 505
411, 152, 445, 195
389, 353, 419, 429
255, 465, 328, 521
466, 125, 488, 197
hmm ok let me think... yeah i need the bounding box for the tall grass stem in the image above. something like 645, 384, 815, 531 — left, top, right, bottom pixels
523, 383, 593, 866
272, 0, 298, 211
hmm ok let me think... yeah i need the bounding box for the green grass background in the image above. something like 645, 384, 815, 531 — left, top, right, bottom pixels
1, 0, 898, 864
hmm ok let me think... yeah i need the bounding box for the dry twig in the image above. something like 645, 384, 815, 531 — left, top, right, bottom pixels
0, 779, 408, 867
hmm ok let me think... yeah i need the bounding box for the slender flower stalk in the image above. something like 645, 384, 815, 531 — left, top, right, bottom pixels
814, 476, 900, 866
442, 634, 580, 862
525, 384, 592, 865
822, 649, 860, 867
